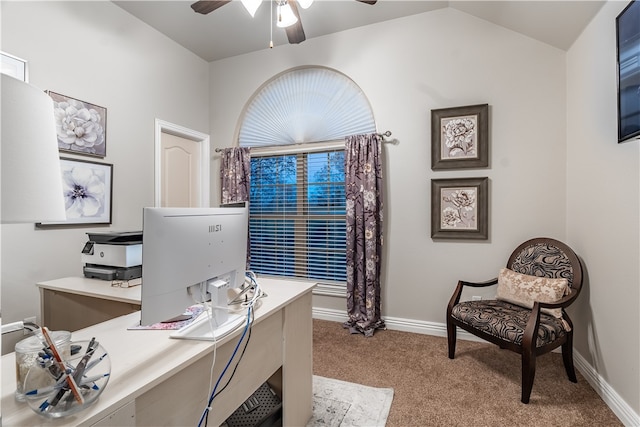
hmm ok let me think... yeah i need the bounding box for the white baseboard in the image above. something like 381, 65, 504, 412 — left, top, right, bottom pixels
312, 307, 485, 341
312, 307, 639, 426
573, 351, 640, 427
312, 307, 348, 323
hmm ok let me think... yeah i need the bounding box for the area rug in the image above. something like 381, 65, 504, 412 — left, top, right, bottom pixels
307, 375, 394, 427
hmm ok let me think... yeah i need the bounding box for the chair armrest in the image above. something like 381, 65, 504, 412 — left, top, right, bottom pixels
447, 278, 498, 318
459, 278, 498, 288
523, 296, 577, 349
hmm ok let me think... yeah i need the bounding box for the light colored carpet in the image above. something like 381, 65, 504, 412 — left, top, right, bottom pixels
307, 375, 394, 427
313, 319, 623, 427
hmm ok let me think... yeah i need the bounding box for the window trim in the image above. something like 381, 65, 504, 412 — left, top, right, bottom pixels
314, 282, 348, 297
248, 139, 345, 158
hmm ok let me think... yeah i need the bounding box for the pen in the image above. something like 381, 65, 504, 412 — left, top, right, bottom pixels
25, 375, 69, 396
72, 338, 97, 384
79, 372, 110, 387
84, 352, 108, 372
60, 339, 100, 408
40, 386, 67, 411
31, 371, 109, 402
40, 327, 84, 405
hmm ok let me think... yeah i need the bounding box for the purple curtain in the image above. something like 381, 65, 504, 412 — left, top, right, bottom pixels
343, 133, 385, 337
220, 147, 251, 268
220, 147, 251, 204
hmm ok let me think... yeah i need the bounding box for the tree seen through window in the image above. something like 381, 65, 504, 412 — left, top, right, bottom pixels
249, 151, 346, 282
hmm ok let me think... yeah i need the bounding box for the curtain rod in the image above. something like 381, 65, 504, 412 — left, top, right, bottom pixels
214, 131, 393, 153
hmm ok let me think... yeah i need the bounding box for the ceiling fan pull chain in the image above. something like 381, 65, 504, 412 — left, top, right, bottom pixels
269, 0, 274, 48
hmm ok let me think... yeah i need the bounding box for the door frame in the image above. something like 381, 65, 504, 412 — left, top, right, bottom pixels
154, 119, 210, 208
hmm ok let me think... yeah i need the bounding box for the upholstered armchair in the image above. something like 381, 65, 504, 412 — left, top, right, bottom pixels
446, 237, 583, 403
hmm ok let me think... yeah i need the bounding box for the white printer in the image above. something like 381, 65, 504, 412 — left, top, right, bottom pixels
81, 231, 142, 280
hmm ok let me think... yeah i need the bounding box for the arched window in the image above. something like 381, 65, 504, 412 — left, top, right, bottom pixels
238, 67, 375, 285
239, 66, 375, 147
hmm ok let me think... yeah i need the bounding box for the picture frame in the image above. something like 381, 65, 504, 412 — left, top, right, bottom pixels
47, 91, 107, 158
616, 0, 640, 143
1, 51, 28, 82
431, 103, 489, 170
37, 158, 113, 227
431, 177, 488, 240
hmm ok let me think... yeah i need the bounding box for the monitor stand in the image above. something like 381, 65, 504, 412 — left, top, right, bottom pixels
169, 306, 245, 341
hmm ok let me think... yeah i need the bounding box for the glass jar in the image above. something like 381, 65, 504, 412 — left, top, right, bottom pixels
14, 330, 71, 402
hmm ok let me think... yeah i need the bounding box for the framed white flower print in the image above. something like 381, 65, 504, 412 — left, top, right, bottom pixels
37, 158, 113, 226
47, 91, 107, 158
431, 177, 488, 240
431, 104, 488, 170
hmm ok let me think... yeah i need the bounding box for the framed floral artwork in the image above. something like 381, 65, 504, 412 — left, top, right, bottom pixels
431, 104, 488, 170
431, 177, 488, 240
37, 158, 113, 226
47, 91, 107, 158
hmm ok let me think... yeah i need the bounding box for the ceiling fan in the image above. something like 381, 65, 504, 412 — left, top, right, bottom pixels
190, 0, 377, 45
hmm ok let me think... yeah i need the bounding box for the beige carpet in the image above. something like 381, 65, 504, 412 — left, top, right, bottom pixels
312, 319, 622, 427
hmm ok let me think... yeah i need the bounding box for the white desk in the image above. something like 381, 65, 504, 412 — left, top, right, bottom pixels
3, 278, 314, 426
37, 277, 142, 331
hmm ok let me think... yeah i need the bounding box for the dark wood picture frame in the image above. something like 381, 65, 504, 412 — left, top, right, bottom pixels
431, 177, 488, 240
37, 157, 113, 227
431, 103, 489, 170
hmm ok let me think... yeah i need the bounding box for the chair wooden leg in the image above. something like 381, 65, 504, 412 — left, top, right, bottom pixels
562, 333, 578, 383
521, 351, 536, 404
446, 284, 464, 360
447, 318, 457, 359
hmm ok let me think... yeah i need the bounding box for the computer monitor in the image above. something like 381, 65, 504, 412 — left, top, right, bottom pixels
140, 206, 248, 339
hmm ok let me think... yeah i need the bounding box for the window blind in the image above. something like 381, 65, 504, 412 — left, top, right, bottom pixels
249, 149, 346, 282
238, 67, 375, 148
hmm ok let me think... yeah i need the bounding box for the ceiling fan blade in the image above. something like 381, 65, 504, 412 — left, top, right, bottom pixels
356, 0, 377, 4
285, 0, 306, 44
190, 0, 231, 15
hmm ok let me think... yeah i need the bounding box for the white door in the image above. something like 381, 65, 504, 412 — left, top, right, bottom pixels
154, 120, 210, 208
161, 133, 199, 207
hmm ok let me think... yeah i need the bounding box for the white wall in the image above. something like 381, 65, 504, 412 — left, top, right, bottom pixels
208, 5, 638, 422
1, 1, 636, 422
567, 0, 640, 418
0, 1, 210, 353
209, 8, 568, 324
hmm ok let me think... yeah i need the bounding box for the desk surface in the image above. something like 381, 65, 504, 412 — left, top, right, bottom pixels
3, 277, 314, 426
37, 277, 142, 305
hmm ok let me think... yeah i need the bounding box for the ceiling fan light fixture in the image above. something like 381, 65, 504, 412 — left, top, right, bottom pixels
241, 0, 262, 17
297, 0, 314, 9
276, 1, 298, 28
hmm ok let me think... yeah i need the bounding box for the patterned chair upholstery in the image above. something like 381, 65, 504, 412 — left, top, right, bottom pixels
446, 237, 583, 403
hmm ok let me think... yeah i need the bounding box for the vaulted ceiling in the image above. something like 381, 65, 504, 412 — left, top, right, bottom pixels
114, 1, 605, 62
